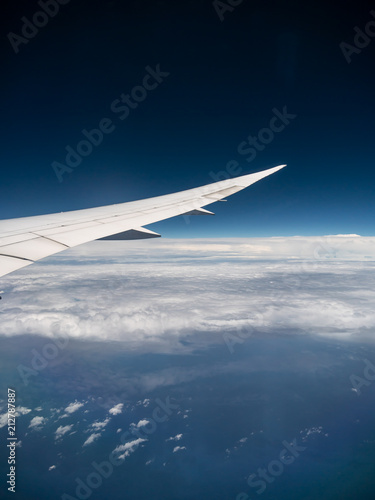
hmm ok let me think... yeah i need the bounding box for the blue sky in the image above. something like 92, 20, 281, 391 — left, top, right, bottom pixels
1, 0, 374, 236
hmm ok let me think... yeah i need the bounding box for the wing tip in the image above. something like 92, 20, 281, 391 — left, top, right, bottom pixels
236, 163, 287, 187
263, 163, 287, 174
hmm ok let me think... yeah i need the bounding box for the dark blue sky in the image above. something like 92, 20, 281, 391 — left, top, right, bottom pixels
1, 0, 374, 236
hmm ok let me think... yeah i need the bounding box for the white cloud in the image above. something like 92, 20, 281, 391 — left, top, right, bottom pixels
109, 403, 123, 416
64, 401, 84, 414
113, 438, 147, 460
55, 424, 73, 440
136, 399, 150, 407
167, 434, 183, 442
0, 407, 32, 429
1, 238, 375, 349
91, 418, 110, 431
173, 446, 186, 453
16, 406, 32, 415
300, 426, 328, 442
83, 433, 101, 447
0, 414, 7, 429
226, 436, 248, 455
48, 465, 56, 471
29, 416, 46, 430
134, 419, 150, 428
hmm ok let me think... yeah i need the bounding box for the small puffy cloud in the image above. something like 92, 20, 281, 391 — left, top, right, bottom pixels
0, 414, 7, 429
136, 399, 150, 407
113, 438, 147, 460
55, 424, 73, 440
136, 419, 150, 428
0, 407, 32, 428
29, 416, 46, 430
166, 434, 183, 442
16, 407, 32, 415
173, 446, 186, 453
64, 401, 84, 414
83, 433, 101, 447
48, 465, 56, 471
300, 426, 328, 442
109, 404, 123, 416
226, 437, 248, 455
91, 418, 110, 431
116, 428, 122, 433
130, 419, 150, 429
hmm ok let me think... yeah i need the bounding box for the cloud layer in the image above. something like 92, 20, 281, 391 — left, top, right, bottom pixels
0, 238, 374, 348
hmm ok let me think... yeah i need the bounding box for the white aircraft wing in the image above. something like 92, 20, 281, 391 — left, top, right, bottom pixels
0, 164, 285, 279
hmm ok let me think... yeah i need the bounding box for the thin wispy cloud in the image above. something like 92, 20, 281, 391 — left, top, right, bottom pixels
112, 438, 147, 460
55, 424, 73, 440
173, 446, 186, 453
91, 418, 110, 431
83, 433, 101, 447
166, 434, 183, 442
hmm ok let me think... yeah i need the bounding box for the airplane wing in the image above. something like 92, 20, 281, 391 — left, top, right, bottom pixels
0, 164, 285, 279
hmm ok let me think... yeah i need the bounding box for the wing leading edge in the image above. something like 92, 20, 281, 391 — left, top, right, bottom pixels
0, 164, 286, 278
